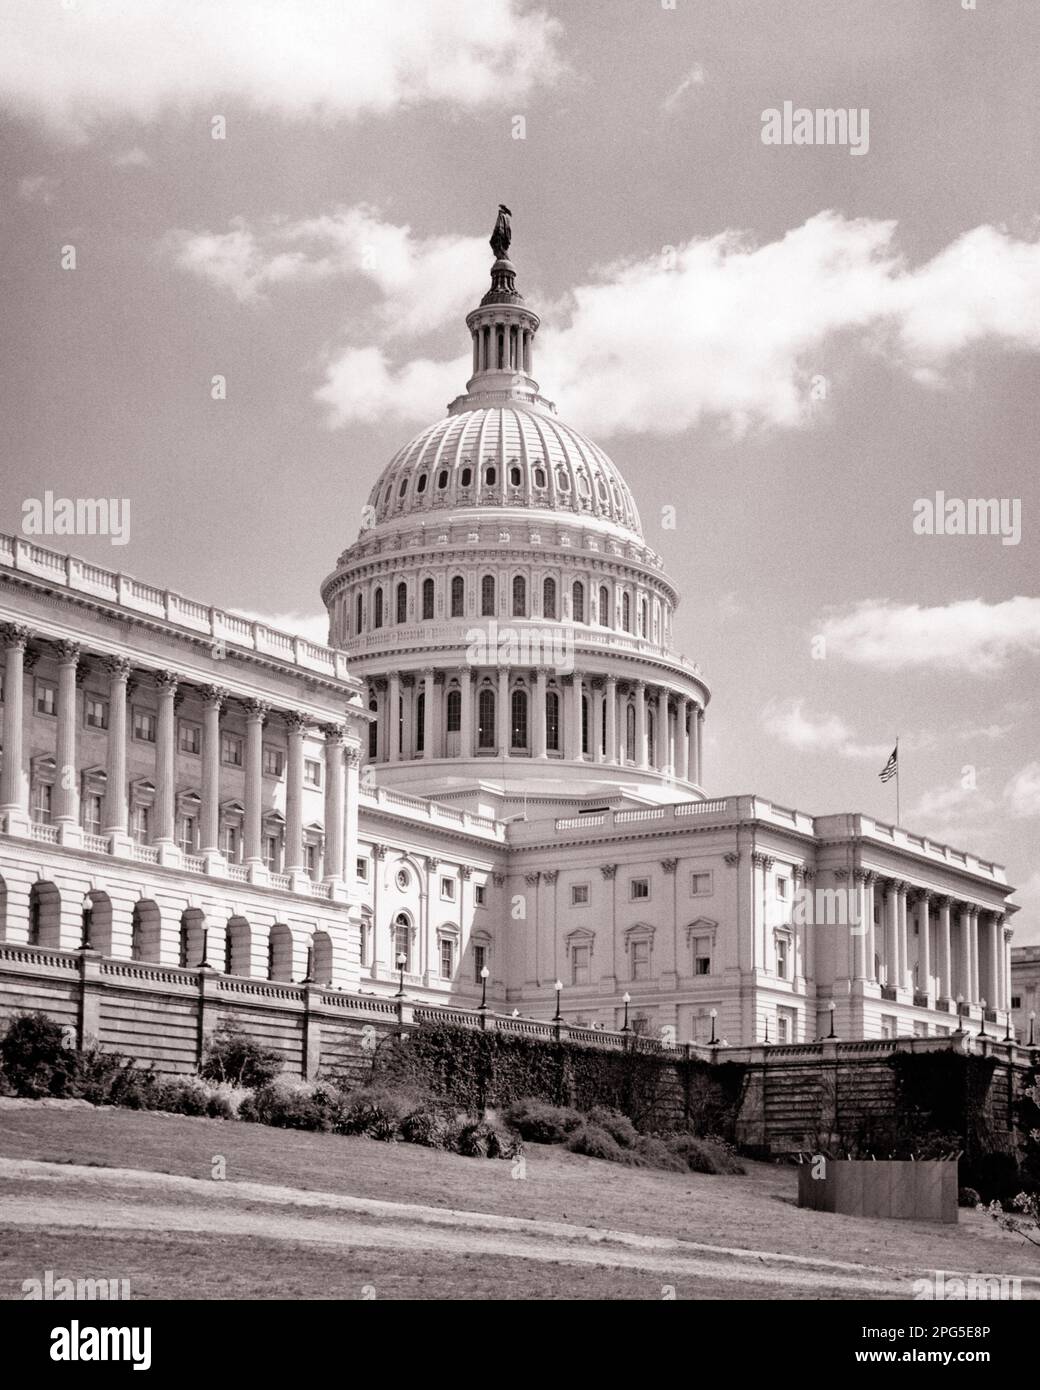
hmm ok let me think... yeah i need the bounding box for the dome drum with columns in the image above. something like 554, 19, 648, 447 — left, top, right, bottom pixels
321, 216, 709, 807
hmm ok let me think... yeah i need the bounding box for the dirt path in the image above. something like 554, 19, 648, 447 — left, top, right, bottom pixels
4, 1157, 1036, 1299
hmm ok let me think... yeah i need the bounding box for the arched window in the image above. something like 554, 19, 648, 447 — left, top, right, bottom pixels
599, 585, 611, 627
572, 580, 584, 624
648, 709, 655, 767
396, 582, 407, 625
622, 592, 631, 633
509, 465, 522, 487
543, 577, 557, 619
485, 466, 497, 487
446, 688, 462, 733
478, 688, 496, 748
394, 913, 411, 972
416, 472, 428, 494
450, 575, 465, 617
581, 694, 589, 756
437, 469, 449, 489
415, 693, 425, 754
512, 574, 526, 617
460, 466, 472, 487
355, 593, 363, 634
640, 598, 648, 638
374, 587, 383, 629
626, 704, 636, 762
546, 690, 560, 751
481, 574, 496, 617
422, 577, 434, 620
534, 466, 546, 489
368, 697, 378, 759
398, 477, 408, 498
511, 688, 528, 749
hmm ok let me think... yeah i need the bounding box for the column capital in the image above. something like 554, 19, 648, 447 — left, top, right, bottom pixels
0, 622, 32, 649
853, 867, 874, 884
154, 669, 180, 694
101, 654, 133, 679
320, 722, 345, 746
934, 894, 952, 909
198, 683, 228, 709
345, 746, 361, 768
600, 863, 617, 879
283, 709, 310, 732
660, 857, 678, 874
241, 697, 269, 722
54, 639, 81, 663
751, 851, 774, 869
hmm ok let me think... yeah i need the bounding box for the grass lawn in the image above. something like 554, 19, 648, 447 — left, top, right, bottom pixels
1, 1101, 1037, 1300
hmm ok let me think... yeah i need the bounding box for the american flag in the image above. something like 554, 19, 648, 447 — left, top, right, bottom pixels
878, 745, 898, 784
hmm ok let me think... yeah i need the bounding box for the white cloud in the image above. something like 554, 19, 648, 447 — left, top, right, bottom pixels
1010, 870, 1040, 945
0, 0, 563, 139
169, 206, 488, 335
314, 346, 469, 429
17, 174, 58, 204
905, 781, 997, 844
761, 698, 890, 760
234, 609, 330, 646
817, 596, 1040, 673
1006, 762, 1040, 818
112, 147, 150, 168
662, 64, 706, 112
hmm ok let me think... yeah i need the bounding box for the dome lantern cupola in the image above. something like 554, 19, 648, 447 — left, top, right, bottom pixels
449, 204, 555, 416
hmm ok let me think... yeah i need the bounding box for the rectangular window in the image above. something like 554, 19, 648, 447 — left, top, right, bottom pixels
440, 939, 454, 979
131, 804, 149, 844
263, 746, 285, 777
84, 696, 109, 731
177, 815, 197, 855
304, 758, 322, 787
693, 936, 712, 976
221, 733, 243, 766
474, 883, 486, 906
571, 943, 591, 986
223, 825, 240, 861
630, 877, 650, 901
82, 793, 102, 837
776, 936, 789, 980
305, 842, 319, 876
1011, 994, 1022, 1010
912, 1021, 928, 1038
359, 927, 368, 969
34, 681, 57, 716
31, 781, 53, 824
473, 944, 487, 982
264, 835, 280, 871
776, 1011, 791, 1044
880, 1014, 897, 1040
631, 939, 651, 981
776, 876, 789, 899
178, 720, 201, 754
356, 857, 369, 882
440, 876, 455, 901
571, 883, 589, 906
690, 872, 712, 896
132, 708, 156, 743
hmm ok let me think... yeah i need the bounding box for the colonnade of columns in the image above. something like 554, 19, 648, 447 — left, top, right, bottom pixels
849, 871, 1011, 1011
0, 624, 358, 884
368, 666, 705, 782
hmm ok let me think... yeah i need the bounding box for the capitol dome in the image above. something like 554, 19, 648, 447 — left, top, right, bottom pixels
321, 209, 709, 809
365, 404, 643, 540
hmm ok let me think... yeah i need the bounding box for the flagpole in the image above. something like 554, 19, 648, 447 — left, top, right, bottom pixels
895, 734, 900, 827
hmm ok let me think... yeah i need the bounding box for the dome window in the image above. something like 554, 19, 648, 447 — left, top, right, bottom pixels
460, 467, 472, 487
556, 469, 570, 492
509, 465, 522, 487
382, 485, 392, 508
534, 466, 546, 488
416, 473, 428, 494
398, 478, 408, 499
596, 478, 608, 502
577, 474, 591, 497
437, 469, 449, 489
485, 466, 497, 486
450, 575, 465, 617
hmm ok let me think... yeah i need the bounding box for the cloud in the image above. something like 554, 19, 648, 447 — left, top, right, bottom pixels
817, 596, 1040, 673
276, 212, 1040, 434
761, 698, 890, 760
905, 781, 997, 843
314, 346, 469, 429
0, 0, 563, 139
112, 147, 150, 168
1006, 762, 1040, 818
662, 64, 706, 112
1010, 870, 1040, 944
234, 609, 330, 646
168, 206, 488, 335
17, 174, 58, 204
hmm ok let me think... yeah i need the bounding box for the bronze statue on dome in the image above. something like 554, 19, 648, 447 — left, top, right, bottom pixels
490, 204, 512, 259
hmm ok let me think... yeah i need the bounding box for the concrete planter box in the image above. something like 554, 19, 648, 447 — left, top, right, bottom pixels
797, 1159, 958, 1223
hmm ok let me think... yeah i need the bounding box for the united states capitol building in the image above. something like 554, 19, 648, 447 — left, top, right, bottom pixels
0, 219, 1017, 1047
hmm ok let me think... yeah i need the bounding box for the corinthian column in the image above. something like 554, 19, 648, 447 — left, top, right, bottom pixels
0, 624, 31, 830
102, 656, 131, 843
322, 724, 345, 881
917, 892, 932, 998
533, 668, 548, 759
634, 681, 648, 769
54, 640, 81, 831
242, 698, 268, 866
283, 710, 308, 873
387, 673, 400, 762
656, 687, 670, 773
605, 676, 618, 765
677, 698, 689, 782
154, 671, 179, 847
199, 685, 226, 858
936, 897, 952, 1001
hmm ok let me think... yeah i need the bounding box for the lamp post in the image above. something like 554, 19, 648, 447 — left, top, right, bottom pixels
621, 991, 631, 1034
479, 964, 490, 1011
553, 978, 563, 1023
979, 998, 987, 1038
827, 1000, 837, 1040
709, 1007, 718, 1047
395, 951, 407, 998
1004, 1010, 1013, 1042
80, 892, 93, 950
956, 993, 964, 1021
199, 927, 211, 970
302, 945, 314, 986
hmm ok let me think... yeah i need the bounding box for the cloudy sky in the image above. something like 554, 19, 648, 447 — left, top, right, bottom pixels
2, 0, 1039, 937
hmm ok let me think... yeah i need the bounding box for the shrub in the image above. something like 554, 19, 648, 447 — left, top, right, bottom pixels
566, 1122, 636, 1165
76, 1049, 160, 1109
665, 1134, 746, 1175
959, 1186, 982, 1208
504, 1097, 583, 1144
399, 1103, 456, 1150
339, 1084, 426, 1139
633, 1135, 687, 1172
0, 1012, 78, 1098
154, 1076, 213, 1117
200, 1024, 283, 1089
239, 1077, 350, 1131
586, 1105, 640, 1149
452, 1119, 520, 1160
